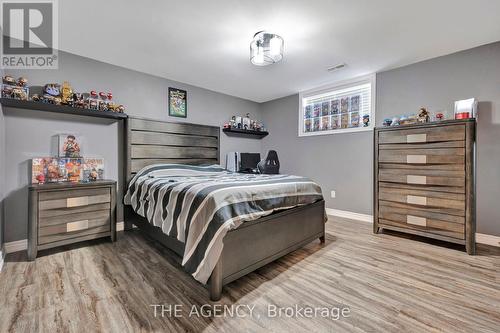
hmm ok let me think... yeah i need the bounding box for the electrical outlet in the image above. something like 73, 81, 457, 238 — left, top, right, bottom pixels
330, 190, 336, 198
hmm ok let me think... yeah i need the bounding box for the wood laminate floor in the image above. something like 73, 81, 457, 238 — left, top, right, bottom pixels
1, 217, 499, 333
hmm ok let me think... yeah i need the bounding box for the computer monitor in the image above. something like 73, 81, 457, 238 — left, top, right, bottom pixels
240, 153, 261, 173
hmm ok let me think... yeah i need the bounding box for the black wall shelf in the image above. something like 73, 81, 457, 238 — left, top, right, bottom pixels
222, 127, 269, 139
0, 98, 128, 120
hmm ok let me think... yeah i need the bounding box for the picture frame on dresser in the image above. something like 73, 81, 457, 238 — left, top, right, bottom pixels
373, 119, 476, 254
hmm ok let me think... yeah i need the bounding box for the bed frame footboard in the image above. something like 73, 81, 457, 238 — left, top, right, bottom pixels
208, 199, 325, 301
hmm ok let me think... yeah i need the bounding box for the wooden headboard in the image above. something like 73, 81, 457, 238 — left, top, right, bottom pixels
125, 117, 220, 183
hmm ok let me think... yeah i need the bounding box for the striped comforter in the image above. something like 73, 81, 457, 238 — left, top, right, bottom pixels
124, 164, 324, 284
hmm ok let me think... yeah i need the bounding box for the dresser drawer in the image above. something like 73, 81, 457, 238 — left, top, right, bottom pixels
379, 168, 465, 189
378, 186, 465, 211
39, 188, 110, 210
378, 148, 464, 165
378, 204, 465, 239
378, 124, 465, 144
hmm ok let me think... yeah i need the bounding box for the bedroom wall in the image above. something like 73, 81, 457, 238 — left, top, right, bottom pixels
260, 95, 373, 215
0, 75, 4, 251
2, 51, 262, 243
261, 41, 500, 236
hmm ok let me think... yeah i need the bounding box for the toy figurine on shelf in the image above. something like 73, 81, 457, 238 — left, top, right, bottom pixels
418, 107, 430, 123
363, 114, 370, 127
12, 86, 28, 100
98, 92, 109, 111
2, 75, 15, 85
383, 118, 392, 127
17, 77, 28, 87
88, 90, 99, 110
2, 75, 29, 99
436, 112, 444, 121
31, 94, 40, 102
116, 105, 125, 113
72, 93, 85, 108
61, 81, 73, 105
42, 83, 61, 104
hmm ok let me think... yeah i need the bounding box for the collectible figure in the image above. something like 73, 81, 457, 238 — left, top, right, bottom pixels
363, 114, 370, 127
116, 105, 125, 113
31, 94, 40, 102
12, 86, 28, 100
98, 91, 109, 111
436, 112, 444, 121
2, 75, 28, 99
61, 81, 73, 105
88, 90, 99, 110
62, 135, 81, 158
1, 84, 13, 98
383, 118, 392, 127
35, 174, 45, 184
42, 83, 61, 104
391, 116, 400, 126
47, 163, 60, 182
72, 93, 85, 108
17, 77, 28, 87
418, 107, 430, 123
2, 75, 15, 85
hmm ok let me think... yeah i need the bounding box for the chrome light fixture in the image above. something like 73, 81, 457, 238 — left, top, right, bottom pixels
250, 31, 284, 66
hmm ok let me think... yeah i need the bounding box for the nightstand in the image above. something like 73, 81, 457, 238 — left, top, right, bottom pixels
28, 180, 117, 260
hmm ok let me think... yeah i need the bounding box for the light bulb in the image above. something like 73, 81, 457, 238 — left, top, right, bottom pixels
270, 36, 282, 56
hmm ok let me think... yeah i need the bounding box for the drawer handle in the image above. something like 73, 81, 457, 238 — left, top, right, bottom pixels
406, 155, 427, 164
66, 196, 89, 208
406, 134, 427, 143
66, 220, 89, 232
407, 215, 427, 226
407, 195, 427, 205
407, 175, 427, 184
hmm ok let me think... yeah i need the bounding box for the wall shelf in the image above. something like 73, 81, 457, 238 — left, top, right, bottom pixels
0, 98, 128, 120
222, 127, 269, 139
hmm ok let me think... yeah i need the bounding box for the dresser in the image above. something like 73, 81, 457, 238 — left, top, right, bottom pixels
28, 180, 117, 260
374, 119, 476, 254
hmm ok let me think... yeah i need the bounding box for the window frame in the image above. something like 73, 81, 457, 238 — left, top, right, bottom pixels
298, 74, 376, 137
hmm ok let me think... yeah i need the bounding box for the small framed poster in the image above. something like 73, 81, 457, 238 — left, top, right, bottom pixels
168, 87, 187, 118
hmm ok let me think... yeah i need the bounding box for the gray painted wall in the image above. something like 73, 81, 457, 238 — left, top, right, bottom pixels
261, 41, 500, 236
377, 42, 500, 236
261, 95, 373, 214
0, 95, 4, 249
3, 51, 262, 243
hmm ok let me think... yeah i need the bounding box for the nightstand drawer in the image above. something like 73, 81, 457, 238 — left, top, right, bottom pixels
39, 209, 110, 227
39, 188, 110, 210
38, 222, 110, 245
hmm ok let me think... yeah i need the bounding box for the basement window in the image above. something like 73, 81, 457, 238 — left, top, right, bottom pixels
298, 75, 375, 136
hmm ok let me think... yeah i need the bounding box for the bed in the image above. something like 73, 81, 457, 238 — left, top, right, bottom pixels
123, 117, 326, 301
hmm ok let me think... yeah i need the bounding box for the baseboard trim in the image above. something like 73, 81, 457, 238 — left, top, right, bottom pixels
475, 233, 500, 247
4, 239, 27, 254
326, 208, 373, 223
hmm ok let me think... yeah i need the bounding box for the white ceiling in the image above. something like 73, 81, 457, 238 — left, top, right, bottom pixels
59, 0, 500, 103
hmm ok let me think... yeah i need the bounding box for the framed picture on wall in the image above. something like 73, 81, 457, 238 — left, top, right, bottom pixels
168, 87, 187, 118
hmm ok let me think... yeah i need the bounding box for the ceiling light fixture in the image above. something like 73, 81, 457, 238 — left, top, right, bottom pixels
250, 31, 284, 66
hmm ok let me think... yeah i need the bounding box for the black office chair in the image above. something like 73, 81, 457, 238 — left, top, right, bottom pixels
257, 150, 280, 174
